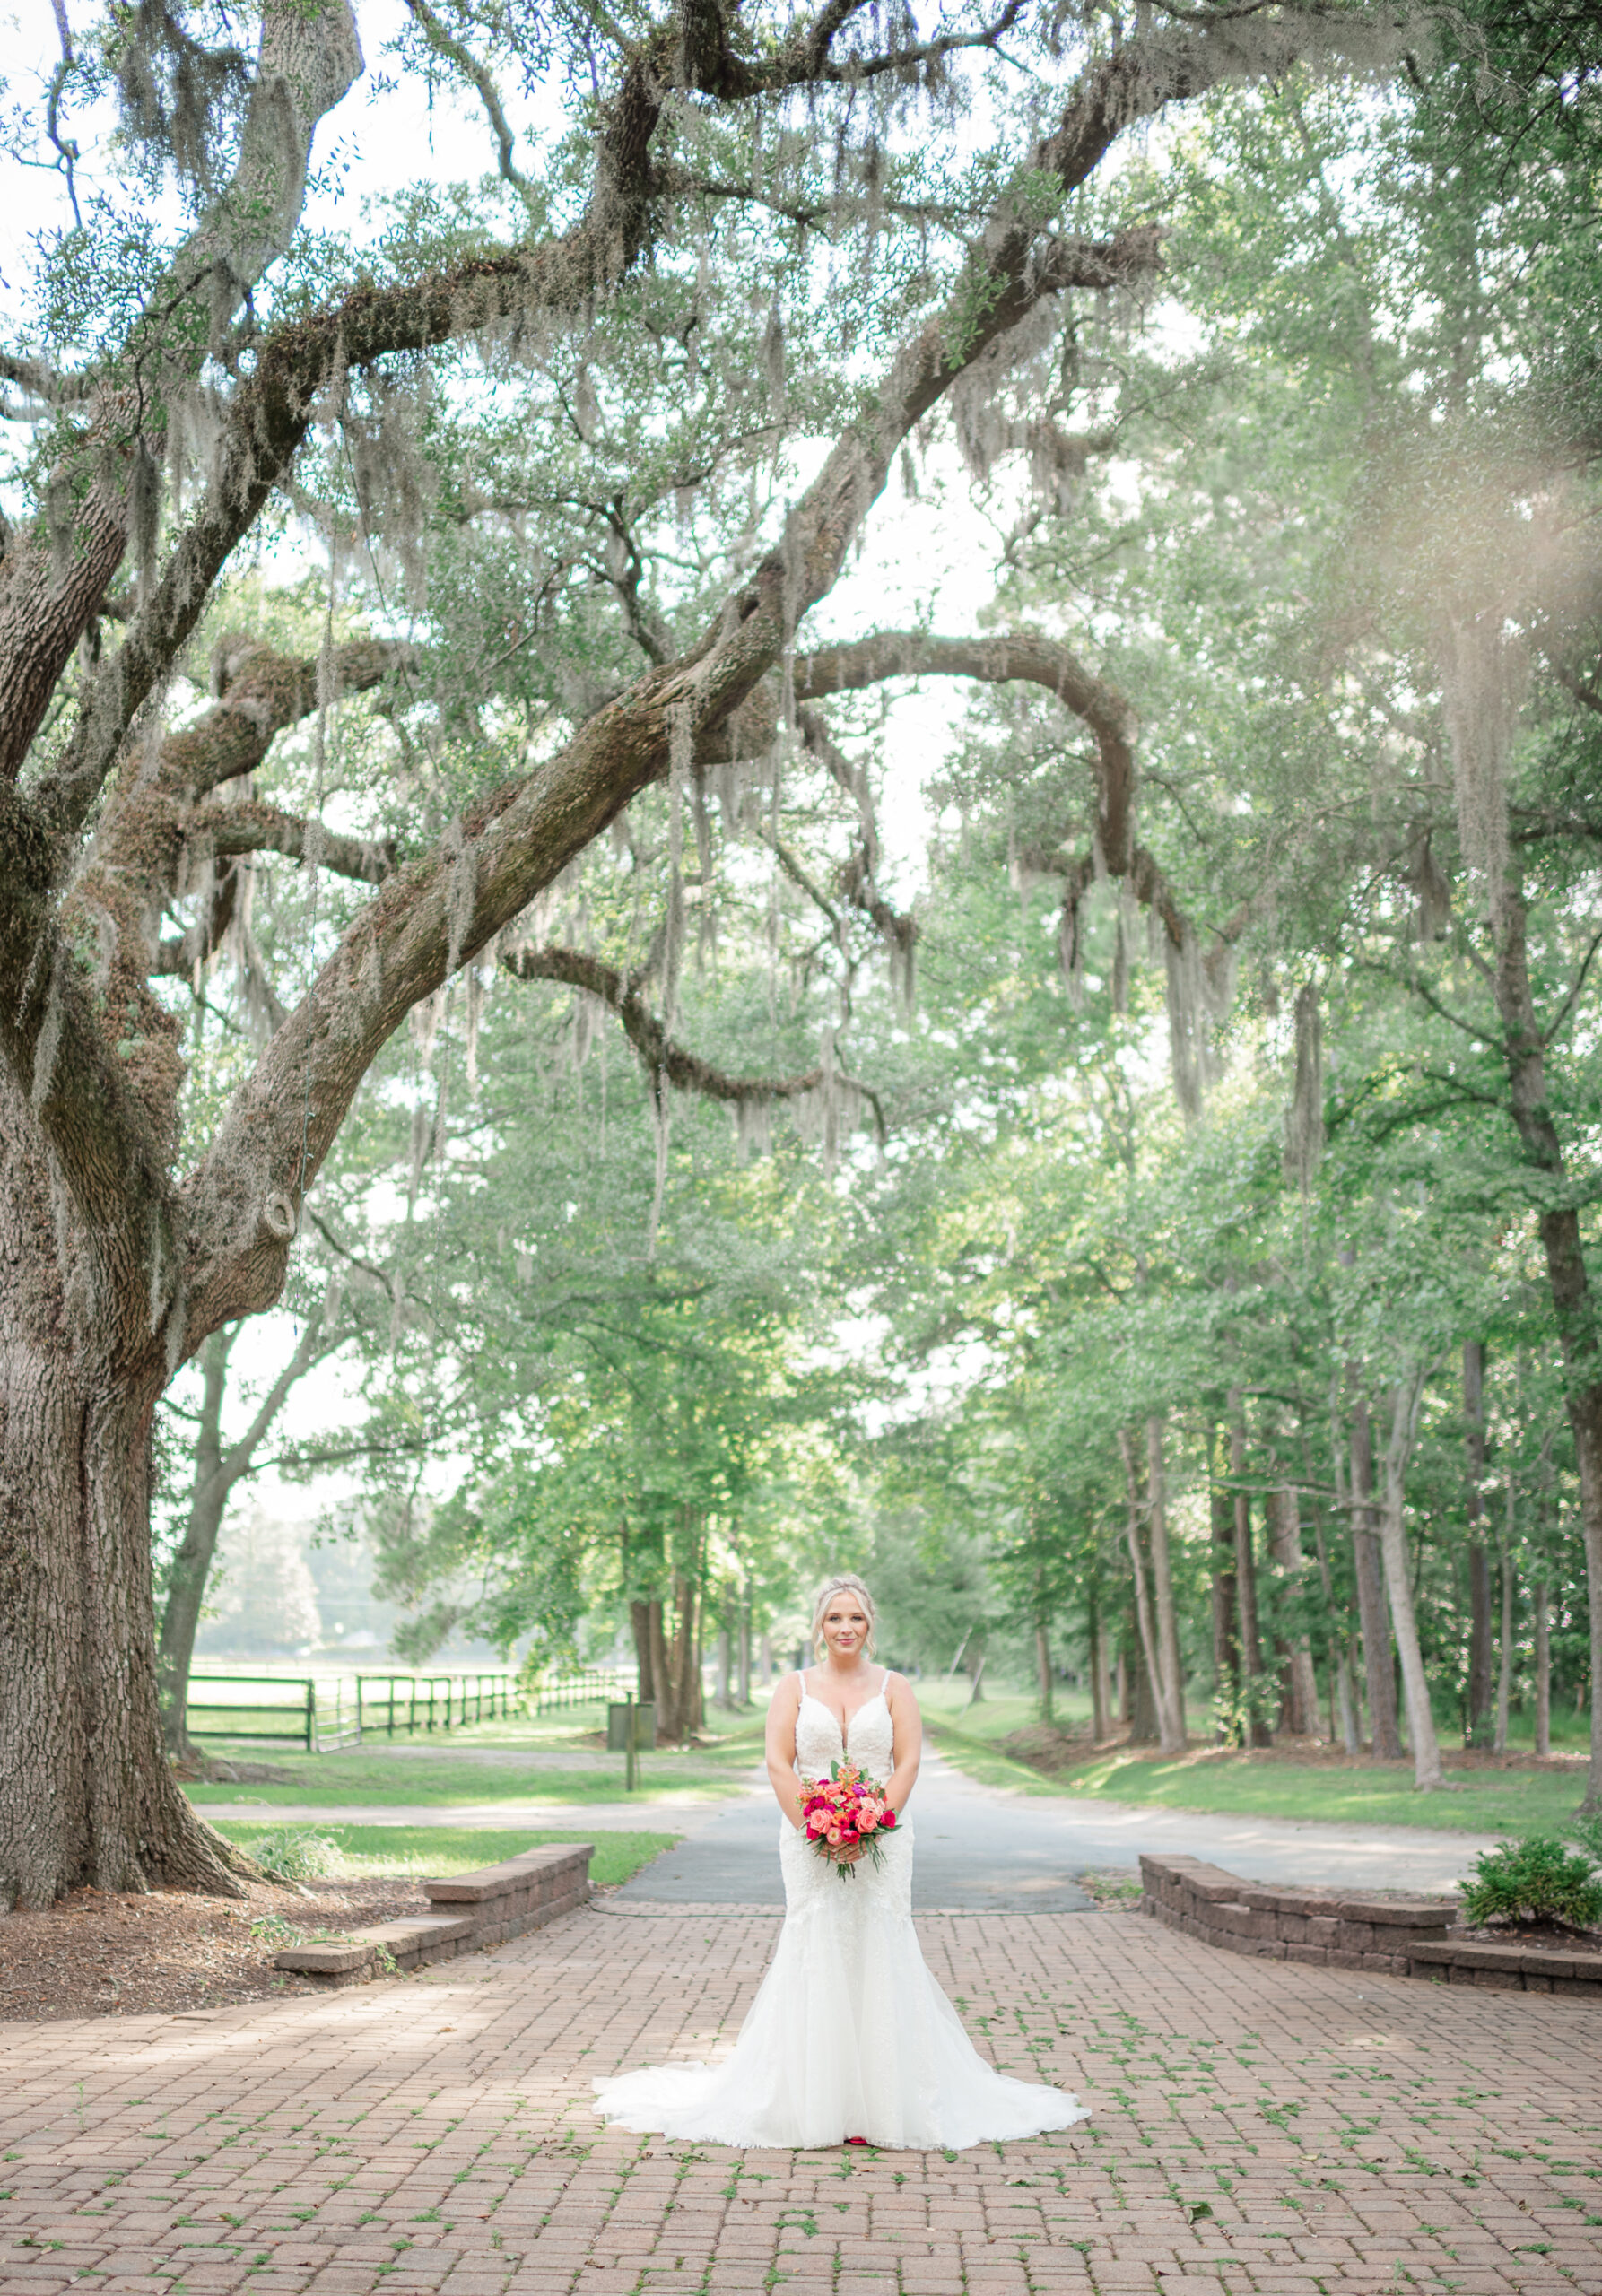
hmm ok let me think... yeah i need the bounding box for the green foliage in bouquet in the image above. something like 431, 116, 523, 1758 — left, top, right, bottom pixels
1458, 1838, 1602, 1932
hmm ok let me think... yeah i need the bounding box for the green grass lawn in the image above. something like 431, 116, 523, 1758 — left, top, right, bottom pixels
186, 1705, 770, 1807
927, 1720, 1593, 1838
208, 1821, 675, 1886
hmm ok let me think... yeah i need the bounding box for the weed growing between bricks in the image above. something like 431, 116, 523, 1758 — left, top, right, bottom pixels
1, 1903, 1600, 2293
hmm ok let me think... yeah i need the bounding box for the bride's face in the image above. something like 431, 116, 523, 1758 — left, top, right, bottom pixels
821, 1596, 870, 1663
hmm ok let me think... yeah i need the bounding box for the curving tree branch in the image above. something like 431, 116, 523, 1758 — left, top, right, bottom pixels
501, 942, 886, 1137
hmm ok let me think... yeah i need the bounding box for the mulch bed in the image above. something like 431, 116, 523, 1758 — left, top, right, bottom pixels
0, 1876, 429, 2023
1458, 1922, 1602, 1955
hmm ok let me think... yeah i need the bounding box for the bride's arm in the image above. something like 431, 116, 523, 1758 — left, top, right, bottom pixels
764, 1674, 806, 1830
884, 1674, 922, 1814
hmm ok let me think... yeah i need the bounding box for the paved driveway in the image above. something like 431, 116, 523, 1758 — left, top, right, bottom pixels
198, 1743, 1498, 1898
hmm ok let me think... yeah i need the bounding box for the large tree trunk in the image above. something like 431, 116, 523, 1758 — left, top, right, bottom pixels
1035, 1615, 1055, 1725
1377, 1370, 1445, 1790
0, 1347, 246, 1909
0, 1113, 251, 1909
1350, 1390, 1404, 1759
1464, 1340, 1493, 1746
1491, 886, 1602, 1813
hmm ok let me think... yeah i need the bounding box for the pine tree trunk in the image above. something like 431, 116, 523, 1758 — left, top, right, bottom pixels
1378, 1370, 1444, 1790
1534, 1578, 1551, 1757
630, 1597, 654, 1702
1267, 1484, 1319, 1736
1035, 1617, 1054, 1724
672, 1573, 699, 1741
1310, 1409, 1362, 1753
1350, 1392, 1404, 1759
1129, 1631, 1160, 1745
1493, 1545, 1513, 1756
1119, 1427, 1182, 1752
1229, 1396, 1271, 1746
1465, 1341, 1493, 1745
1146, 1416, 1186, 1746
1086, 1579, 1110, 1743
1489, 886, 1602, 1813
647, 1596, 676, 1741
0, 1340, 246, 1909
1209, 1431, 1239, 1742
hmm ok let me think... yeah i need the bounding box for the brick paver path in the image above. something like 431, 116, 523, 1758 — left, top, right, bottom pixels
3, 1903, 1599, 2296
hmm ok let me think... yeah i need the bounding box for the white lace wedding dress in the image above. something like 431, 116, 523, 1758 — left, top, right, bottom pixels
590, 1682, 1089, 2151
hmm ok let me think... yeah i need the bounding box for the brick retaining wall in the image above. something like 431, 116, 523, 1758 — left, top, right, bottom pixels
274, 1842, 593, 1987
1139, 1852, 1602, 1997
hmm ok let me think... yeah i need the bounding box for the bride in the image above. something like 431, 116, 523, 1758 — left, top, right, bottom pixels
591, 1574, 1090, 2151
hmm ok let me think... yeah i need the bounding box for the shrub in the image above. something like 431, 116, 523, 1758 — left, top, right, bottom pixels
248, 1825, 342, 1882
1459, 1835, 1602, 1931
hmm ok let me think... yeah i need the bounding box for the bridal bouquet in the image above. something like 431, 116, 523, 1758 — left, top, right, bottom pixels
799, 1759, 898, 1879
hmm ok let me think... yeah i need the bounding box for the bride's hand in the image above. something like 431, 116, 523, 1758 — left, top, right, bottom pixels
833, 1843, 866, 1864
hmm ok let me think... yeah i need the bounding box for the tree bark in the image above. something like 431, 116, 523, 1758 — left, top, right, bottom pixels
1494, 1544, 1514, 1757
1229, 1395, 1271, 1746
1209, 1426, 1240, 1741
1086, 1578, 1110, 1743
1036, 1616, 1054, 1725
647, 1596, 675, 1742
738, 1584, 752, 1707
1267, 1483, 1320, 1737
1489, 884, 1602, 1812
1350, 1390, 1404, 1759
672, 1570, 700, 1741
1377, 1369, 1445, 1790
1119, 1427, 1183, 1752
1146, 1415, 1186, 1747
1535, 1578, 1551, 1757
1316, 1396, 1361, 1752
1464, 1340, 1493, 1746
0, 1341, 246, 1908
630, 1596, 654, 1704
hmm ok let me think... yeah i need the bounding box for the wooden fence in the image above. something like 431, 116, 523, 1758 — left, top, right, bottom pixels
185, 1671, 517, 1750
528, 1666, 639, 1713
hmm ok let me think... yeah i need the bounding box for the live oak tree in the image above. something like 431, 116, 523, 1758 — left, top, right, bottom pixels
7, 0, 1431, 1908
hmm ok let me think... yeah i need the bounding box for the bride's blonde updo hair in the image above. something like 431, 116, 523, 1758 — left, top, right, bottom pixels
810, 1574, 877, 1660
